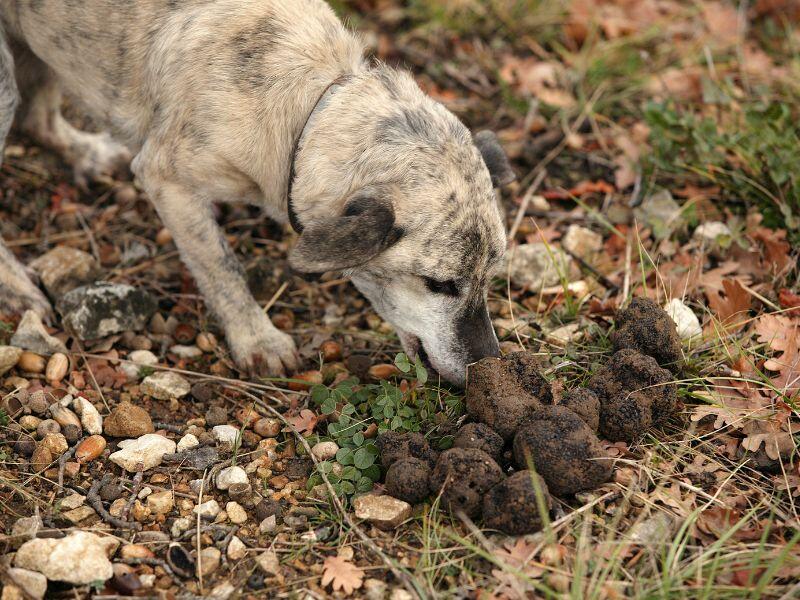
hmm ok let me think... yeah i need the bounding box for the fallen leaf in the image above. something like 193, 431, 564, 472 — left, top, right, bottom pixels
286, 409, 319, 436
705, 279, 751, 329
499, 56, 575, 108
755, 314, 800, 396
696, 507, 763, 542
751, 227, 791, 274
779, 289, 800, 315
321, 554, 364, 595
702, 1, 742, 47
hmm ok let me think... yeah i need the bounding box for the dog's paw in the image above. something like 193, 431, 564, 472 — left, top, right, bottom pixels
72, 133, 132, 189
228, 320, 300, 378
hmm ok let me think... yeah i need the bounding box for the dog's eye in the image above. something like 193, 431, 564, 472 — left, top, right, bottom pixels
423, 277, 459, 297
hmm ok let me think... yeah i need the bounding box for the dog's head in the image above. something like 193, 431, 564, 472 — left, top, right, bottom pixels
289, 67, 513, 386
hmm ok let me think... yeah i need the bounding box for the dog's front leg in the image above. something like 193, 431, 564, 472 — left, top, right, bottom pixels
141, 178, 299, 377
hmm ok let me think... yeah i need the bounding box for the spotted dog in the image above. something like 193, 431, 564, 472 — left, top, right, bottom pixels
0, 0, 514, 386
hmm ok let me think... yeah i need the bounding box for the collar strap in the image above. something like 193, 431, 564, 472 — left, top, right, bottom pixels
286, 76, 349, 234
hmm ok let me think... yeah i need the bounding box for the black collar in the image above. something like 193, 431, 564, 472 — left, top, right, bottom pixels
286, 76, 349, 234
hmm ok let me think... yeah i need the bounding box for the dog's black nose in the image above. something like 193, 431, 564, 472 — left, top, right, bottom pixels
456, 302, 500, 362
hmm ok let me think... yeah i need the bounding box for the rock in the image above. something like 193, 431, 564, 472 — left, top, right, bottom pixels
205, 405, 228, 426
693, 221, 731, 244
364, 578, 389, 600
483, 471, 553, 535
627, 512, 675, 546
0, 346, 22, 376
30, 445, 53, 471
353, 495, 412, 530
562, 225, 602, 260
430, 448, 505, 517
198, 547, 222, 577
166, 445, 219, 470
559, 388, 601, 432
226, 535, 247, 560
36, 418, 60, 437
259, 515, 277, 534
104, 402, 154, 438
513, 406, 613, 496
58, 282, 157, 340
49, 403, 81, 429
612, 298, 682, 369
545, 323, 583, 347
177, 433, 200, 452
634, 189, 682, 239
384, 458, 431, 504
141, 371, 191, 400
504, 243, 572, 289
109, 434, 176, 472
664, 298, 702, 340
212, 425, 240, 446
10, 310, 68, 355
216, 465, 248, 490
17, 351, 45, 373
60, 493, 86, 510
10, 515, 42, 545
40, 432, 68, 456
193, 499, 221, 520
376, 431, 438, 469
14, 531, 114, 584
72, 396, 103, 435
253, 417, 281, 438
226, 501, 248, 524
130, 349, 158, 366
255, 549, 280, 575
146, 490, 174, 514
29, 246, 99, 296
170, 344, 202, 359
453, 423, 504, 462
311, 441, 339, 462
7, 568, 47, 600
61, 505, 96, 524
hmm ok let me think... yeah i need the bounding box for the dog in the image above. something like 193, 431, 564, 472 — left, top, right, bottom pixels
0, 0, 515, 386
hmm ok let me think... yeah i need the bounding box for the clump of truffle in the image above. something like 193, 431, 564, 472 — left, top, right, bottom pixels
430, 448, 505, 517
589, 349, 679, 428
513, 406, 612, 496
599, 391, 652, 442
559, 388, 600, 432
466, 352, 553, 441
612, 297, 682, 370
385, 457, 431, 504
453, 423, 505, 463
376, 431, 438, 469
483, 471, 553, 535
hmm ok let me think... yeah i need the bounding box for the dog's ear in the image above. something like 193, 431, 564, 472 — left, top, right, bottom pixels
475, 130, 516, 188
288, 196, 403, 273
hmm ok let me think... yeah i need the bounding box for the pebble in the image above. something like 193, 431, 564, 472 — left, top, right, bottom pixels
193, 499, 221, 520
130, 349, 158, 365
131, 500, 151, 522
72, 396, 103, 435
75, 434, 107, 463
104, 401, 154, 438
562, 224, 602, 260
311, 441, 339, 462
176, 433, 200, 452
694, 221, 732, 243
60, 493, 86, 510
146, 490, 174, 514
227, 535, 247, 560
58, 282, 157, 340
17, 351, 45, 373
205, 406, 228, 426
259, 515, 277, 534
10, 310, 68, 355
30, 445, 53, 471
196, 332, 217, 352
29, 246, 99, 296
171, 517, 192, 537
364, 578, 389, 600
664, 298, 703, 340
36, 418, 60, 437
0, 346, 22, 376
19, 415, 40, 431
141, 371, 191, 400
109, 433, 177, 472
226, 501, 248, 524
49, 403, 81, 429
253, 417, 281, 438
504, 243, 572, 290
198, 547, 222, 577
11, 515, 42, 545
216, 465, 248, 490
634, 189, 682, 239
169, 344, 202, 359
45, 352, 69, 383
7, 568, 47, 600
61, 505, 96, 524
14, 531, 114, 584
212, 425, 240, 446
353, 495, 412, 531
255, 549, 280, 576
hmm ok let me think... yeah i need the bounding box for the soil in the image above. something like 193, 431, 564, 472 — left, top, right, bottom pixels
384, 457, 431, 504
482, 470, 553, 535
513, 406, 613, 496
429, 448, 505, 518
612, 298, 682, 370
589, 349, 679, 426
453, 422, 505, 463
376, 431, 438, 469
465, 351, 553, 441
559, 388, 600, 432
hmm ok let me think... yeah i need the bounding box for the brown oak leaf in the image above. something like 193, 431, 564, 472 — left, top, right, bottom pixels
705, 279, 751, 329
286, 409, 319, 436
321, 554, 364, 595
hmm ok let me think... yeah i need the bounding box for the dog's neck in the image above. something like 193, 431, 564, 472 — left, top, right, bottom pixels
286, 76, 350, 234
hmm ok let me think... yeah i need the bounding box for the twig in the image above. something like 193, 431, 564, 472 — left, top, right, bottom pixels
196, 468, 207, 595
87, 473, 141, 531
262, 281, 289, 314
119, 556, 174, 577
153, 421, 185, 434
57, 439, 82, 493
121, 470, 144, 522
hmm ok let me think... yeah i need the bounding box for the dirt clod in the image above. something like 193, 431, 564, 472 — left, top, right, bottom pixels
559, 388, 600, 432
376, 431, 438, 469
483, 470, 553, 535
466, 351, 553, 440
385, 457, 431, 504
513, 406, 612, 496
430, 448, 505, 517
453, 423, 504, 462
612, 298, 682, 370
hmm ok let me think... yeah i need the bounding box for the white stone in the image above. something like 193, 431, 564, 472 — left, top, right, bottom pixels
545, 323, 582, 346
634, 189, 682, 239
130, 349, 158, 366
226, 535, 247, 560
29, 246, 98, 296
260, 515, 277, 534
7, 568, 47, 600
664, 299, 702, 340
503, 243, 572, 290
177, 433, 200, 452
0, 346, 22, 376
255, 549, 280, 575
209, 582, 236, 600
215, 465, 248, 490
694, 221, 732, 243
169, 344, 203, 359
171, 517, 192, 537
141, 371, 190, 400
14, 531, 113, 584
10, 310, 68, 355
60, 493, 86, 510
193, 499, 221, 520
562, 225, 602, 260
212, 425, 240, 445
226, 501, 248, 524
72, 395, 103, 435
353, 495, 412, 530
109, 433, 176, 472
146, 490, 174, 514
311, 441, 339, 462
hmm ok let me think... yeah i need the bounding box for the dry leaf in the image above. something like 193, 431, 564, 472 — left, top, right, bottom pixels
705, 279, 751, 329
702, 1, 742, 47
779, 289, 800, 315
499, 56, 575, 108
321, 554, 364, 595
755, 314, 800, 396
286, 409, 319, 436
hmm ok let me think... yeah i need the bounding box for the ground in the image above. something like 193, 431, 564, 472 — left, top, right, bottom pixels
1, 0, 800, 598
